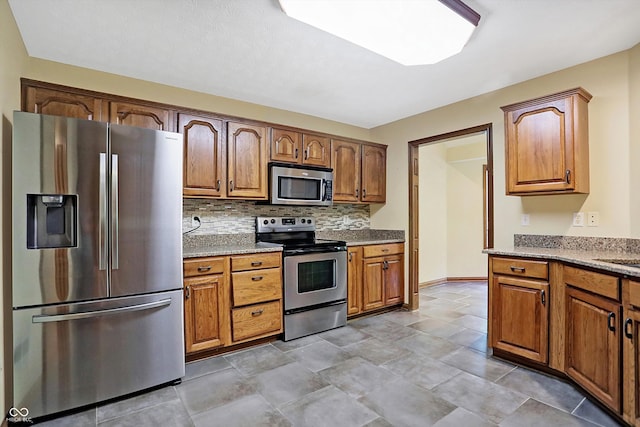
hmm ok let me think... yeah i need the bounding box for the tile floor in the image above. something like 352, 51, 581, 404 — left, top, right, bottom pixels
37, 282, 622, 426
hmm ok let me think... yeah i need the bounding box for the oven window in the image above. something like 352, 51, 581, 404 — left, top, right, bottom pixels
297, 259, 335, 293
278, 176, 321, 200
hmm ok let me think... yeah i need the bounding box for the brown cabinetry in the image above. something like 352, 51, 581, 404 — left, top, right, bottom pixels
501, 87, 592, 195
564, 266, 621, 413
360, 243, 404, 313
183, 257, 229, 354
332, 139, 387, 203
227, 121, 268, 199
347, 246, 363, 316
109, 101, 173, 130
23, 85, 106, 121
179, 113, 225, 198
270, 127, 331, 168
489, 257, 549, 364
622, 280, 640, 425
229, 253, 283, 342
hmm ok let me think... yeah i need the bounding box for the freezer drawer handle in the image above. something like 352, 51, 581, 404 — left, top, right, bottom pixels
31, 299, 172, 323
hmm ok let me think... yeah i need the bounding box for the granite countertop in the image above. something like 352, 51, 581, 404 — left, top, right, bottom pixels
485, 246, 640, 277
183, 229, 405, 258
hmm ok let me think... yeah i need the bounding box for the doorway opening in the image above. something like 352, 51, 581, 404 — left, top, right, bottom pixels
407, 124, 493, 310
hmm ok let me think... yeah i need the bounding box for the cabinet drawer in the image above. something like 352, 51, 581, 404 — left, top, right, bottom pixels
232, 301, 282, 342
184, 257, 225, 277
363, 243, 404, 258
232, 268, 282, 306
564, 265, 619, 301
492, 257, 548, 280
627, 280, 640, 309
231, 252, 281, 272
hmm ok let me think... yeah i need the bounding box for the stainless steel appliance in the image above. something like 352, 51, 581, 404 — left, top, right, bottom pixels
269, 163, 333, 206
11, 112, 185, 419
256, 216, 347, 340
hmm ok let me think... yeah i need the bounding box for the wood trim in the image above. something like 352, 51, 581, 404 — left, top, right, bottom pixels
420, 277, 488, 288
500, 87, 593, 112
419, 278, 448, 288
446, 276, 488, 282
408, 123, 494, 312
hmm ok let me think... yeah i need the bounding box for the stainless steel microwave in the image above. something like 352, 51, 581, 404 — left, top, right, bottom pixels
269, 163, 333, 206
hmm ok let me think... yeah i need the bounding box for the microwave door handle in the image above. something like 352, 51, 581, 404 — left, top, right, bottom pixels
321, 179, 327, 201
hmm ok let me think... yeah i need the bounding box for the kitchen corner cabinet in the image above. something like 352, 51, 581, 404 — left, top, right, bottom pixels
332, 139, 387, 203
489, 257, 549, 364
347, 246, 363, 316
563, 265, 621, 413
361, 243, 404, 312
270, 127, 331, 168
501, 87, 592, 195
227, 121, 268, 199
183, 257, 230, 354
623, 280, 640, 425
179, 113, 226, 198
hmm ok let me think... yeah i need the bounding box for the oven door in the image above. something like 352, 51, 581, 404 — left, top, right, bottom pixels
283, 250, 347, 311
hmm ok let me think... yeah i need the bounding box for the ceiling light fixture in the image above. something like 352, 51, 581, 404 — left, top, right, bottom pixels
278, 0, 480, 66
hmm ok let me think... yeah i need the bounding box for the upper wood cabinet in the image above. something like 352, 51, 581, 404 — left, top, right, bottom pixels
270, 127, 330, 168
501, 87, 592, 195
110, 101, 173, 130
23, 85, 106, 121
332, 139, 386, 203
179, 113, 225, 198
227, 121, 268, 199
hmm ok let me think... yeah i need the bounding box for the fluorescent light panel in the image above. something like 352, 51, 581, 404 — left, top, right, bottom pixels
279, 0, 480, 66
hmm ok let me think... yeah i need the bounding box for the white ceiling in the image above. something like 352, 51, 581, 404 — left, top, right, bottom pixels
8, 0, 640, 129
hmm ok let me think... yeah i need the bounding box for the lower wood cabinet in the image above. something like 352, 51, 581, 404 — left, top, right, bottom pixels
349, 243, 404, 316
183, 257, 229, 354
183, 252, 282, 356
623, 280, 640, 425
491, 275, 549, 363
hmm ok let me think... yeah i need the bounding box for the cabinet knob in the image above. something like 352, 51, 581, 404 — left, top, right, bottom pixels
540, 289, 546, 305
625, 318, 633, 339
229, 180, 234, 191
355, 188, 359, 198
565, 169, 571, 184
607, 312, 616, 332
216, 179, 221, 191
185, 286, 191, 299
362, 189, 367, 198
295, 148, 299, 159
304, 149, 309, 160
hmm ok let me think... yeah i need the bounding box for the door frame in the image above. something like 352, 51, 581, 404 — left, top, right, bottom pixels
407, 123, 493, 310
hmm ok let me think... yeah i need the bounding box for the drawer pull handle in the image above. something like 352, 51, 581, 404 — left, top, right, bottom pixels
510, 266, 525, 273
251, 261, 263, 267
382, 249, 389, 253
625, 318, 633, 339
251, 309, 264, 317
251, 276, 263, 281
197, 266, 211, 272
295, 148, 299, 159
540, 289, 546, 306
607, 312, 616, 332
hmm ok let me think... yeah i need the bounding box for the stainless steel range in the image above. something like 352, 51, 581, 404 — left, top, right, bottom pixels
256, 217, 347, 341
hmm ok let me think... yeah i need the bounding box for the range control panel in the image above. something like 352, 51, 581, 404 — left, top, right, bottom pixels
256, 216, 315, 233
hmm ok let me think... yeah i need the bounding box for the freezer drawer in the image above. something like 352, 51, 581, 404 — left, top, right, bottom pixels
12, 290, 185, 419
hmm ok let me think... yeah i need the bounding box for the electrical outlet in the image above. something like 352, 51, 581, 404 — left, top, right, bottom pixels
587, 211, 599, 227
191, 215, 201, 227
572, 212, 585, 227
521, 214, 530, 226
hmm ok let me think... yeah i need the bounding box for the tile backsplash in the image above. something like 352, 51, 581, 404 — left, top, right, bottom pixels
183, 199, 370, 235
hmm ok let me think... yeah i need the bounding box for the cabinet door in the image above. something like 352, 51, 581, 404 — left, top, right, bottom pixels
623, 307, 640, 425
565, 286, 620, 413
347, 247, 363, 316
302, 134, 330, 168
271, 128, 301, 164
384, 254, 404, 305
491, 275, 549, 363
362, 257, 384, 311
110, 101, 172, 130
184, 275, 227, 354
227, 121, 268, 199
331, 140, 361, 202
23, 86, 105, 121
361, 145, 386, 203
179, 114, 225, 197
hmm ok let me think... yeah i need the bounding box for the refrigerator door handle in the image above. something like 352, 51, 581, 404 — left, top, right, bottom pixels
111, 154, 119, 270
99, 153, 108, 270
31, 299, 171, 323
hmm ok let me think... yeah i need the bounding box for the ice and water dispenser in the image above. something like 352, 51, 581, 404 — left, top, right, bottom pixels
27, 194, 77, 249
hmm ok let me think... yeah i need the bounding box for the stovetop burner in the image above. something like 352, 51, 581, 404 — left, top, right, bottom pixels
255, 216, 346, 255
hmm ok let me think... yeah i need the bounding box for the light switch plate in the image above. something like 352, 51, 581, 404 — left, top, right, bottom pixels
572, 212, 585, 227
521, 214, 530, 226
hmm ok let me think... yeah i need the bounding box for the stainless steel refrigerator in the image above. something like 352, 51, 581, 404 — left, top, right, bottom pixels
12, 111, 185, 419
